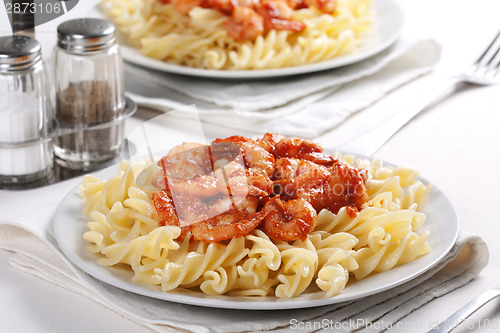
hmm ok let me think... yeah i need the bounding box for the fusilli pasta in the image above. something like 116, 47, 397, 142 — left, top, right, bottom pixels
81, 153, 432, 298
99, 0, 374, 70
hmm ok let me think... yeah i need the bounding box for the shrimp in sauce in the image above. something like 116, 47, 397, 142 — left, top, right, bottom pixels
260, 197, 316, 241
224, 7, 265, 41
169, 0, 206, 15
214, 136, 275, 177
318, 162, 369, 213
191, 211, 267, 242
272, 136, 337, 165
291, 162, 368, 214
273, 157, 330, 201
191, 196, 266, 242
155, 141, 257, 197
304, 0, 336, 13
151, 191, 191, 241
151, 133, 369, 243
158, 0, 334, 42
256, 0, 305, 31
154, 142, 212, 190
257, 132, 285, 153
209, 0, 257, 13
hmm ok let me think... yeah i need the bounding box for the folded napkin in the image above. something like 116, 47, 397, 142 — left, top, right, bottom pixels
0, 186, 489, 333
125, 38, 441, 138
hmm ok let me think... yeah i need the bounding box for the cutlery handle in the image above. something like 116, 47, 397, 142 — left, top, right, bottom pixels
427, 288, 500, 333
336, 77, 460, 157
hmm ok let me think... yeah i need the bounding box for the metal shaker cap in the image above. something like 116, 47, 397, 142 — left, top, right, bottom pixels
0, 35, 41, 72
57, 18, 116, 53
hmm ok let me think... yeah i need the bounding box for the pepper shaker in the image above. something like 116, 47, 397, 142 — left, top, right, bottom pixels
0, 35, 54, 186
52, 18, 125, 170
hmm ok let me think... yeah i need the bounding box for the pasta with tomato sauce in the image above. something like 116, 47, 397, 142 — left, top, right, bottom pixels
82, 133, 431, 298
99, 0, 374, 70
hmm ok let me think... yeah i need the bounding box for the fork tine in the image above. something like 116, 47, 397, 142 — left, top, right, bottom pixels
480, 34, 500, 78
473, 30, 500, 68
484, 39, 500, 68
490, 46, 500, 75
479, 38, 500, 78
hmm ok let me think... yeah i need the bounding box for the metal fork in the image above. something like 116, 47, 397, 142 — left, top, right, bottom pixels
337, 30, 500, 157
427, 288, 500, 333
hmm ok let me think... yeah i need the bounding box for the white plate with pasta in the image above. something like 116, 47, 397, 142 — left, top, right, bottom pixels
94, 0, 405, 79
53, 153, 458, 310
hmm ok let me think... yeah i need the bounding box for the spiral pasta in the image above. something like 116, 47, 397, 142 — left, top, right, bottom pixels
99, 0, 374, 70
81, 153, 432, 298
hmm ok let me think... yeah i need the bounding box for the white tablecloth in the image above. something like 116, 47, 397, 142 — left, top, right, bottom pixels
1, 0, 500, 332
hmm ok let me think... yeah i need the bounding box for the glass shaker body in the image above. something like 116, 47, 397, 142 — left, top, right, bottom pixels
52, 18, 125, 170
0, 36, 54, 185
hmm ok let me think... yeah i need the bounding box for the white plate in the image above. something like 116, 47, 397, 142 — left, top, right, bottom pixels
93, 0, 404, 79
53, 161, 458, 310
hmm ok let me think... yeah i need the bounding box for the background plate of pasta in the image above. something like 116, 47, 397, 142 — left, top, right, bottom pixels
54, 134, 458, 309
94, 0, 404, 78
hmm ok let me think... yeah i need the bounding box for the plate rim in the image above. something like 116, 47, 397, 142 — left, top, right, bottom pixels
93, 0, 405, 79
53, 156, 459, 310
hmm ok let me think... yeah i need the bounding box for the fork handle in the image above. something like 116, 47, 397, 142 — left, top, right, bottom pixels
336, 77, 460, 157
427, 288, 500, 333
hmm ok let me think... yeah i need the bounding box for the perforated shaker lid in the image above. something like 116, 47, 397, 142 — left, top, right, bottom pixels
57, 18, 116, 53
0, 35, 41, 72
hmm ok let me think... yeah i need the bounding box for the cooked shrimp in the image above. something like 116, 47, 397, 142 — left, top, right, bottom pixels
304, 0, 336, 13
215, 136, 275, 177
224, 7, 264, 41
218, 169, 269, 197
167, 156, 268, 199
170, 0, 206, 14
273, 137, 337, 165
284, 0, 307, 9
191, 196, 264, 242
274, 157, 329, 182
153, 142, 212, 190
163, 0, 327, 42
325, 162, 369, 211
168, 174, 223, 197
151, 191, 191, 241
152, 190, 179, 227
211, 138, 274, 196
157, 142, 249, 197
257, 0, 306, 31
168, 168, 265, 198
246, 168, 274, 196
210, 141, 244, 171
159, 142, 212, 180
273, 158, 330, 200
162, 146, 231, 196
257, 132, 286, 153
151, 166, 169, 190
173, 192, 211, 226
209, 0, 256, 13
260, 197, 317, 241
153, 184, 264, 243
212, 153, 269, 197
301, 162, 369, 213
208, 195, 259, 216
191, 211, 267, 242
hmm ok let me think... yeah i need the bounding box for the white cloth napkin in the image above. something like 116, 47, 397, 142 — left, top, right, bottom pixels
0, 185, 489, 333
125, 38, 441, 138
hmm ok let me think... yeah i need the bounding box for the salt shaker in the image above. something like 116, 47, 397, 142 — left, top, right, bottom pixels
0, 35, 54, 185
52, 18, 125, 170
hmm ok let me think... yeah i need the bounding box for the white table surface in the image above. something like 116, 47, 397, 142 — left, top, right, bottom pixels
1, 0, 500, 332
